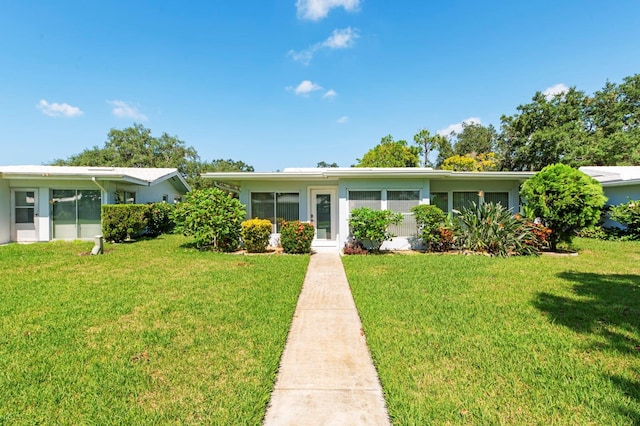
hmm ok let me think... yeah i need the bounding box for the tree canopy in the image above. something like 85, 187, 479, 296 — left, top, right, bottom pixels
356, 135, 420, 168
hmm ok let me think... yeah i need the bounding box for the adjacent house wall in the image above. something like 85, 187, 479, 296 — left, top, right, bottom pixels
0, 179, 10, 244
602, 183, 640, 228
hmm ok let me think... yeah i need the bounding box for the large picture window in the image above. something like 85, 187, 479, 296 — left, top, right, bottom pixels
348, 191, 382, 211
453, 192, 480, 211
52, 189, 102, 239
348, 190, 419, 237
484, 192, 509, 208
430, 192, 449, 213
250, 192, 299, 232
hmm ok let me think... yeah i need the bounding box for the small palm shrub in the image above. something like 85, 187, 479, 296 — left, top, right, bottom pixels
411, 204, 447, 250
348, 208, 403, 252
280, 220, 315, 254
453, 202, 539, 257
241, 218, 272, 253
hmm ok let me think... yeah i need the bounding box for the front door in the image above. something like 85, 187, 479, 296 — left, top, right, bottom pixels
11, 189, 38, 242
309, 189, 336, 244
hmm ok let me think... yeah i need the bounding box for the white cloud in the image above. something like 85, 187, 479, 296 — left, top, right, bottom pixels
289, 80, 323, 96
296, 0, 361, 21
289, 27, 359, 65
107, 100, 148, 120
542, 83, 569, 100
323, 89, 337, 99
437, 117, 481, 136
337, 115, 349, 124
36, 99, 83, 117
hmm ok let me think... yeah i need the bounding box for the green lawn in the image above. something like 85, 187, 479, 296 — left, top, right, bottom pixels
343, 238, 640, 425
0, 235, 308, 424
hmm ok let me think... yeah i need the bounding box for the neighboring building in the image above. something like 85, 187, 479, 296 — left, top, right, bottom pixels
580, 166, 640, 228
203, 167, 535, 251
0, 166, 190, 244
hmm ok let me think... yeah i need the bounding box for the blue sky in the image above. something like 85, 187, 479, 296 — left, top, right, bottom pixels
2, 1, 639, 171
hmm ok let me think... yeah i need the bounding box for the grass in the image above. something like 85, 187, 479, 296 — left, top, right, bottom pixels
343, 238, 640, 425
0, 234, 308, 424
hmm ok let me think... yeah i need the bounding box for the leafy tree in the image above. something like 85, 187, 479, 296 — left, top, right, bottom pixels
520, 164, 607, 250
441, 152, 498, 171
451, 123, 498, 157
189, 159, 255, 190
413, 129, 449, 167
356, 135, 420, 167
172, 188, 246, 251
348, 207, 403, 251
317, 161, 339, 168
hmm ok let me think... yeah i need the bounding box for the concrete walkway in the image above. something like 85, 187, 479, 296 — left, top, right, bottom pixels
263, 252, 390, 426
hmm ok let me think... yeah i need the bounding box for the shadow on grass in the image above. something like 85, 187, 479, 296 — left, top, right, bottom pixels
534, 271, 640, 421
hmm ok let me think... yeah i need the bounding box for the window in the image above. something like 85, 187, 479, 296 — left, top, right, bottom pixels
430, 192, 448, 213
52, 189, 102, 239
173, 195, 182, 203
348, 191, 382, 211
484, 192, 509, 208
453, 192, 480, 211
250, 192, 299, 232
15, 191, 35, 224
162, 194, 169, 202
387, 190, 420, 237
348, 190, 419, 237
115, 190, 135, 204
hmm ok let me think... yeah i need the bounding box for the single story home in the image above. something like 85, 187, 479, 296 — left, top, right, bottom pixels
203, 167, 536, 251
580, 166, 640, 228
0, 166, 190, 244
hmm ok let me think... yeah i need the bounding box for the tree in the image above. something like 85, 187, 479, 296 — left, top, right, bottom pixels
520, 164, 607, 250
441, 152, 498, 171
317, 161, 339, 167
451, 123, 498, 157
356, 135, 420, 167
413, 129, 449, 167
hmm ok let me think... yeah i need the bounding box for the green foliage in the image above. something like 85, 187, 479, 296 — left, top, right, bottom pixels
356, 135, 421, 167
316, 161, 339, 168
451, 122, 498, 157
101, 204, 149, 242
520, 164, 607, 250
453, 202, 539, 257
440, 152, 498, 171
279, 220, 315, 254
411, 204, 447, 248
609, 199, 640, 236
348, 207, 403, 251
145, 202, 175, 236
413, 129, 449, 167
172, 188, 246, 251
241, 218, 273, 253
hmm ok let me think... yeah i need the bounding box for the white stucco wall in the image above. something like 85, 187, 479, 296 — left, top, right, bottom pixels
0, 179, 10, 244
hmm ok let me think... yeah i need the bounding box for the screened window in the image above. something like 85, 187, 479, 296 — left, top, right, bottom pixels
452, 192, 480, 211
484, 192, 509, 208
52, 189, 102, 239
250, 192, 299, 232
348, 191, 382, 211
387, 190, 420, 237
115, 190, 135, 204
430, 192, 449, 213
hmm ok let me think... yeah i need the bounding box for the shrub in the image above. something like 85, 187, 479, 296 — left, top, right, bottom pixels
520, 164, 607, 251
342, 240, 368, 255
609, 199, 640, 237
431, 226, 456, 252
453, 202, 539, 257
102, 204, 149, 243
241, 218, 273, 253
348, 207, 403, 252
411, 204, 447, 249
171, 188, 245, 251
146, 202, 175, 236
279, 220, 315, 254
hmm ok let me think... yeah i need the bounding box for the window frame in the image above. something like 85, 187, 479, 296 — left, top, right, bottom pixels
249, 191, 301, 233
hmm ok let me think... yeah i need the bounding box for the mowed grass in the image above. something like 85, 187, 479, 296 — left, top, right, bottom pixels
343, 238, 640, 425
0, 234, 308, 424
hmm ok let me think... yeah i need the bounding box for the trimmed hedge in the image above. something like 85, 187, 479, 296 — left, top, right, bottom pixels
280, 220, 315, 254
102, 204, 148, 242
241, 218, 273, 253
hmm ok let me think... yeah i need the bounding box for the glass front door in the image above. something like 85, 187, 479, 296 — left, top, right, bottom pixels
310, 189, 336, 242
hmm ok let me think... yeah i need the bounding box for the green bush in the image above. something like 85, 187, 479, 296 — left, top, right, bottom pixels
241, 218, 273, 253
146, 202, 175, 236
411, 204, 447, 249
609, 199, 640, 237
279, 220, 315, 254
102, 204, 149, 243
348, 207, 403, 252
171, 188, 245, 251
520, 164, 607, 250
454, 202, 539, 257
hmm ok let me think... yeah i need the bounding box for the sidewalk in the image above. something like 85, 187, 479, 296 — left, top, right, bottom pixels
263, 252, 390, 426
